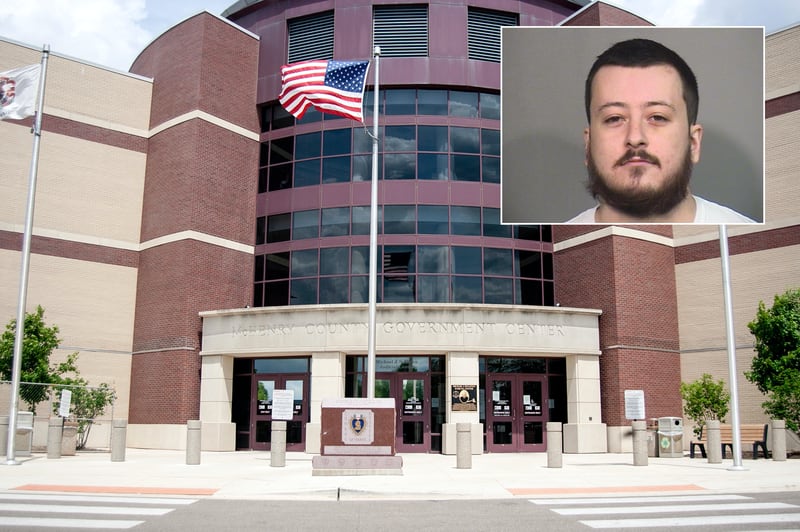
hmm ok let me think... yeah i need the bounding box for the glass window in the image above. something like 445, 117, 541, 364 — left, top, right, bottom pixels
418, 125, 448, 152
353, 154, 372, 182
385, 153, 415, 180
351, 246, 370, 274
264, 280, 289, 306
484, 247, 513, 276
254, 358, 310, 373
449, 90, 479, 117
292, 249, 318, 277
319, 276, 349, 304
516, 225, 541, 241
260, 142, 269, 167
480, 93, 500, 120
351, 276, 369, 303
481, 129, 500, 155
418, 245, 449, 273
517, 279, 543, 306
418, 205, 449, 234
452, 276, 482, 303
322, 156, 351, 183
384, 205, 415, 234
267, 213, 290, 243
517, 250, 542, 278
483, 207, 511, 238
292, 209, 319, 240
254, 255, 265, 281
294, 159, 320, 187
383, 246, 415, 275
451, 155, 480, 181
354, 128, 373, 153
485, 277, 512, 304
265, 253, 290, 280
290, 278, 317, 305
258, 167, 268, 193
384, 125, 416, 152
295, 132, 320, 159
417, 275, 449, 302
418, 89, 447, 115
383, 275, 415, 302
418, 154, 448, 180
451, 206, 481, 235
320, 247, 349, 275
268, 163, 292, 191
451, 127, 480, 153
272, 105, 294, 130
451, 246, 481, 274
543, 253, 554, 280
256, 216, 265, 245
321, 207, 350, 237
297, 106, 322, 124
352, 206, 372, 235
323, 128, 351, 156
385, 89, 416, 115
268, 137, 292, 164
482, 156, 500, 183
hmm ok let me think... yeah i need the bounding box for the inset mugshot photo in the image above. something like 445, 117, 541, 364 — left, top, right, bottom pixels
500, 27, 764, 225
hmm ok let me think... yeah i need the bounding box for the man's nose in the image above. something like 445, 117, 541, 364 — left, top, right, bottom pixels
625, 118, 648, 148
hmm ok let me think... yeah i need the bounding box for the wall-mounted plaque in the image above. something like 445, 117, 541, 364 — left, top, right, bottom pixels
451, 384, 477, 411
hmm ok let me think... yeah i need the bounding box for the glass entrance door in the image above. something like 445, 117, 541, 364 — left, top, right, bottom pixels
251, 374, 308, 451
486, 374, 547, 452
375, 373, 430, 452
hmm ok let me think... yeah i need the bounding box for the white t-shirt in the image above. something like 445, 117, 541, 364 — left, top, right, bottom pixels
566, 195, 756, 224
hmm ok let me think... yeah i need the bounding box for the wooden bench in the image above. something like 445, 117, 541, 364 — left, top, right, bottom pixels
689, 423, 768, 459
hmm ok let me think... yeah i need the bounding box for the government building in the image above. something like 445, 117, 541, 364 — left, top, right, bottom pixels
1, 0, 798, 455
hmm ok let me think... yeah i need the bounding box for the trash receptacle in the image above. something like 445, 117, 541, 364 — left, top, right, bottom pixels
657, 417, 683, 457
647, 419, 659, 457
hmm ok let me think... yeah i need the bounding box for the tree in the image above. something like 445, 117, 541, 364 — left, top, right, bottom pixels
54, 380, 117, 450
746, 288, 800, 431
0, 306, 78, 414
680, 373, 730, 438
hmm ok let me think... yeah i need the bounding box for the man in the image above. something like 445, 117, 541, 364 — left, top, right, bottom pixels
567, 38, 754, 224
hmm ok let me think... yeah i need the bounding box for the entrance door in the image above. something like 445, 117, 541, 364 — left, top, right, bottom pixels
375, 373, 430, 452
251, 375, 308, 451
486, 374, 547, 452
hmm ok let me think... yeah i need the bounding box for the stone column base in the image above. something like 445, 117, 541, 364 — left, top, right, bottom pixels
441, 423, 483, 455
563, 423, 608, 453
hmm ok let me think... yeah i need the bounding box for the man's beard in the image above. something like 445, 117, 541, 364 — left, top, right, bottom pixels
586, 146, 694, 217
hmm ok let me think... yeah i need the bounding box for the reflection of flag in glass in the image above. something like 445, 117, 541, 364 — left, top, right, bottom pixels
0, 64, 40, 120
383, 251, 411, 281
279, 60, 369, 122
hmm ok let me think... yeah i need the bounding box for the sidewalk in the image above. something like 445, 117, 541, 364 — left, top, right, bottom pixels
1, 449, 799, 500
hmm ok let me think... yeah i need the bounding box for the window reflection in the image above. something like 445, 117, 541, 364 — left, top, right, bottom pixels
292, 249, 318, 277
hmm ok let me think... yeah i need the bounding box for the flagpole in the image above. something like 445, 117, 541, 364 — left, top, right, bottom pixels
5, 45, 50, 466
367, 46, 380, 399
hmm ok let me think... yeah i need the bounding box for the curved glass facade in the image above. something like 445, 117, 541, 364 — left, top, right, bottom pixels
254, 88, 553, 307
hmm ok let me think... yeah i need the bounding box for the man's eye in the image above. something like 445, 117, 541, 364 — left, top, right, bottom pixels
603, 116, 623, 125
650, 115, 669, 123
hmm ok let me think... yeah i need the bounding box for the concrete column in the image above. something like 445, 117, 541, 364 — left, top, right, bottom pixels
186, 420, 202, 465
111, 419, 127, 462
547, 422, 563, 468
706, 420, 722, 463
271, 421, 287, 467
456, 423, 472, 469
772, 419, 786, 461
632, 420, 648, 466
47, 418, 63, 459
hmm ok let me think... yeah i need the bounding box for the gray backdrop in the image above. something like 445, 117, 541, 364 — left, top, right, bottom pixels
500, 26, 764, 224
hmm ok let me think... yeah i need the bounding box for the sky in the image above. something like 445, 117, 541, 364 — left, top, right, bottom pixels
1, 0, 800, 72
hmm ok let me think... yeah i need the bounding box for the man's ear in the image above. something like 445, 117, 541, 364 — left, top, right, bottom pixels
583, 127, 590, 166
689, 123, 703, 164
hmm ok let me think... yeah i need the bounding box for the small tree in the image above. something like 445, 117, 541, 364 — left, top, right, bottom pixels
54, 380, 116, 450
746, 288, 800, 431
680, 373, 730, 437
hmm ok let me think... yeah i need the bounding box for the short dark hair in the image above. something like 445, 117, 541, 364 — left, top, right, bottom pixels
584, 38, 699, 125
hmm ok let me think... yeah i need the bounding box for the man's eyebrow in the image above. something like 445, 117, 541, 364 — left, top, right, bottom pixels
594, 100, 677, 114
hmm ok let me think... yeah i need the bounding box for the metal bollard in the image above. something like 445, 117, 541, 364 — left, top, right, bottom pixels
47, 417, 63, 459
772, 419, 787, 461
0, 416, 8, 457
706, 420, 721, 463
456, 423, 472, 469
546, 422, 563, 468
270, 421, 287, 467
186, 420, 202, 465
111, 419, 127, 462
632, 420, 648, 466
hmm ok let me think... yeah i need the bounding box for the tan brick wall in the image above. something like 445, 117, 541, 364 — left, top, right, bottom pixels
766, 25, 800, 97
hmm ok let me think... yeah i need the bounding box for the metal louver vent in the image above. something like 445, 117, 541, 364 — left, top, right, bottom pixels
373, 5, 428, 57
468, 8, 517, 63
288, 11, 334, 63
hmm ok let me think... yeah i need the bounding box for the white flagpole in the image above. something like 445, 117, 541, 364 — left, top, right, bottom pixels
367, 46, 380, 398
719, 224, 745, 471
5, 45, 50, 466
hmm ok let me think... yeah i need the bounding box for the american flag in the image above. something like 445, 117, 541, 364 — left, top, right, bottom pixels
279, 59, 370, 123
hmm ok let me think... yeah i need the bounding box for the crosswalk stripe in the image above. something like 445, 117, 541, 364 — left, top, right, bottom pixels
0, 516, 144, 529
0, 493, 197, 505
555, 501, 796, 515
582, 513, 800, 529
530, 494, 751, 505
0, 502, 173, 516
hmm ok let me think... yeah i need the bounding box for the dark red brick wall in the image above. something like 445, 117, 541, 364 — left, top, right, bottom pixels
129, 14, 259, 425
562, 2, 653, 26
554, 227, 682, 426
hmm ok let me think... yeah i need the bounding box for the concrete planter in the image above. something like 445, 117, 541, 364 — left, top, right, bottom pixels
61, 422, 78, 456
